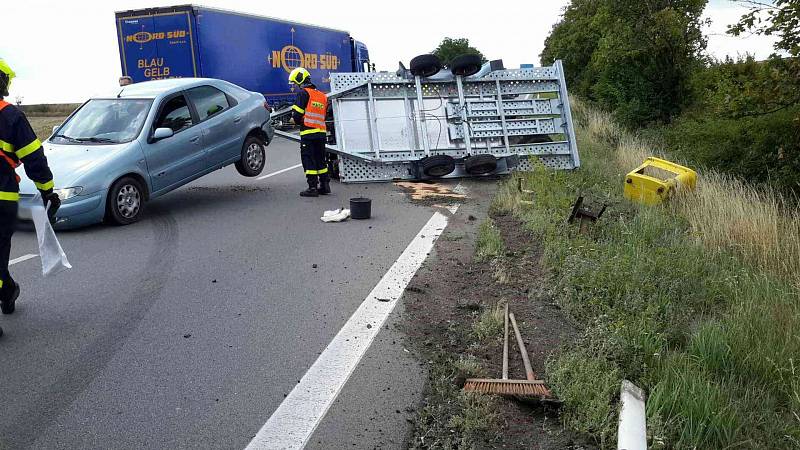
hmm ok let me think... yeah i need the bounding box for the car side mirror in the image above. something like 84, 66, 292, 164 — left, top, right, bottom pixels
52, 125, 61, 134
153, 127, 174, 140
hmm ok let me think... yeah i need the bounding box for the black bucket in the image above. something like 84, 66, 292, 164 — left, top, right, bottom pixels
350, 197, 372, 220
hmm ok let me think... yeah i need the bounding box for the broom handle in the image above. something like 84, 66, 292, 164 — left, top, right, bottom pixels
502, 303, 509, 380
509, 312, 536, 381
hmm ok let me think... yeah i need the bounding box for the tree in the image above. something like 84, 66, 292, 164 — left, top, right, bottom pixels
540, 0, 708, 126
540, 0, 603, 96
726, 0, 800, 117
433, 38, 486, 67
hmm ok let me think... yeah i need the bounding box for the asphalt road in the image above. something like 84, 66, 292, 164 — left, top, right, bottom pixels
0, 137, 448, 449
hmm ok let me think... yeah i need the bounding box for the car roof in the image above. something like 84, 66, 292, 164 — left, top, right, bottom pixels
113, 78, 228, 99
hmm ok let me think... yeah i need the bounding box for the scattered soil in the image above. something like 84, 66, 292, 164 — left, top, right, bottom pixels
403, 208, 595, 449
186, 185, 267, 193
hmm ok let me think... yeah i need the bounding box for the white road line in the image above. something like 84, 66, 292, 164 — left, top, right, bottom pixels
9, 254, 38, 266
257, 164, 303, 180
246, 207, 459, 450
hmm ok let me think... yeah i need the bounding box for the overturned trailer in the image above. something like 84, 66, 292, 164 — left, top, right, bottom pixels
275, 56, 580, 183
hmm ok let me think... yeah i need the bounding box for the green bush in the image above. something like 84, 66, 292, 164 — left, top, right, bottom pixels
654, 108, 800, 194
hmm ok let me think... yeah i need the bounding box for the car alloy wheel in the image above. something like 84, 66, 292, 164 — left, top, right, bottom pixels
246, 142, 264, 172
116, 184, 141, 219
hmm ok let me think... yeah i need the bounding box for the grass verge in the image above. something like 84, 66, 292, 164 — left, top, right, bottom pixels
411, 355, 499, 449
491, 98, 800, 448
474, 218, 504, 262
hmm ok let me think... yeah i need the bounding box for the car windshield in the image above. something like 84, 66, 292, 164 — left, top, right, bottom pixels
52, 99, 152, 144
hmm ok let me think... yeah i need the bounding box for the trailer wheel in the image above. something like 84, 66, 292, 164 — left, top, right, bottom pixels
410, 54, 442, 78
451, 54, 483, 77
420, 155, 456, 177
464, 154, 498, 175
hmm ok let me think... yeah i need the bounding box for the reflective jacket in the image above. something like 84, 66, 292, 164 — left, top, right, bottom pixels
0, 100, 54, 202
291, 84, 327, 139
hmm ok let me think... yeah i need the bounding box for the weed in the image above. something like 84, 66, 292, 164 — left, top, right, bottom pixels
472, 302, 505, 342
474, 218, 504, 262
546, 350, 620, 447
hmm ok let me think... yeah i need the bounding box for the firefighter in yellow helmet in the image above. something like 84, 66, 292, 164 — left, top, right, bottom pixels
0, 59, 59, 338
289, 67, 330, 197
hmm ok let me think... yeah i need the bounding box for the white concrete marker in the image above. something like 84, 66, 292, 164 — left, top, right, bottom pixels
618, 380, 647, 450
246, 207, 458, 450
9, 254, 38, 266
257, 164, 303, 180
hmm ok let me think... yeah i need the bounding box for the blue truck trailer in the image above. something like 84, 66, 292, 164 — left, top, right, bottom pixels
115, 5, 370, 105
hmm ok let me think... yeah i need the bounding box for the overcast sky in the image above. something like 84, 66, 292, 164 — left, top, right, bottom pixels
3, 0, 777, 104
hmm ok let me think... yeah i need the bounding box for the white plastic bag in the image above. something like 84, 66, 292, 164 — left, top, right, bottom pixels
30, 202, 72, 277
320, 208, 350, 223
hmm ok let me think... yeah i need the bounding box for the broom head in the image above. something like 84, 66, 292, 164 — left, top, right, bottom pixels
463, 378, 552, 398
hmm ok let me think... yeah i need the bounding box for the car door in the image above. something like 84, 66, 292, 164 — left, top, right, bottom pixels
185, 85, 241, 167
144, 93, 204, 193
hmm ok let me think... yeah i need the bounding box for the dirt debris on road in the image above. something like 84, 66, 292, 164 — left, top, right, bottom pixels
401, 183, 595, 449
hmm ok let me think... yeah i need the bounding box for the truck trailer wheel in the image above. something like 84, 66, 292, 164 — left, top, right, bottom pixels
464, 154, 498, 175
451, 54, 483, 77
410, 54, 442, 78
235, 135, 266, 177
420, 155, 456, 177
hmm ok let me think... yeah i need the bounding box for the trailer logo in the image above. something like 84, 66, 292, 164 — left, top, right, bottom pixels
126, 30, 188, 44
269, 45, 340, 73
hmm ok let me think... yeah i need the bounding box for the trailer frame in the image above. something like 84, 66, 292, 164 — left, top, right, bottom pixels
274, 59, 580, 182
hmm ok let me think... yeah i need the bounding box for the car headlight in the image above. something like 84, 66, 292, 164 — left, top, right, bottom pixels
54, 187, 83, 200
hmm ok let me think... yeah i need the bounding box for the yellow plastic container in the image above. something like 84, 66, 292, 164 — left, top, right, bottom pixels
624, 157, 697, 205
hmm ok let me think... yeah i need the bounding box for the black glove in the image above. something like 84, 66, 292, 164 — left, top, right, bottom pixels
41, 190, 61, 223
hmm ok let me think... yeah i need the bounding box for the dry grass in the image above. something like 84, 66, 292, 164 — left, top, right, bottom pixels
574, 96, 800, 289
28, 116, 68, 141
676, 174, 800, 288
21, 103, 81, 117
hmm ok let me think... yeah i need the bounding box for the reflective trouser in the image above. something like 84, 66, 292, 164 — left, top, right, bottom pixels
300, 137, 328, 189
0, 200, 17, 299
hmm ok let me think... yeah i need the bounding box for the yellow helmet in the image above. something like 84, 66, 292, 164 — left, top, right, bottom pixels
288, 67, 310, 86
0, 59, 16, 97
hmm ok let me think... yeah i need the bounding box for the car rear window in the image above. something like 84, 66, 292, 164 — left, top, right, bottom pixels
187, 86, 231, 121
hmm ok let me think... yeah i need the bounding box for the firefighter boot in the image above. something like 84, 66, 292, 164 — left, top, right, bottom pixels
299, 187, 319, 197
318, 174, 331, 195
1, 279, 19, 315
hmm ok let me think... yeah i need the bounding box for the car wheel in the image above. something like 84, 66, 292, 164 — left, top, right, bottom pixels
419, 155, 456, 177
106, 176, 145, 226
235, 135, 266, 177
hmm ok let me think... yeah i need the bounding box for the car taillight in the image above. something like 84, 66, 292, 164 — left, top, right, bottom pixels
264, 102, 272, 112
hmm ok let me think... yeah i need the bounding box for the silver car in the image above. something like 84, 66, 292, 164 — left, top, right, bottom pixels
18, 78, 274, 229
